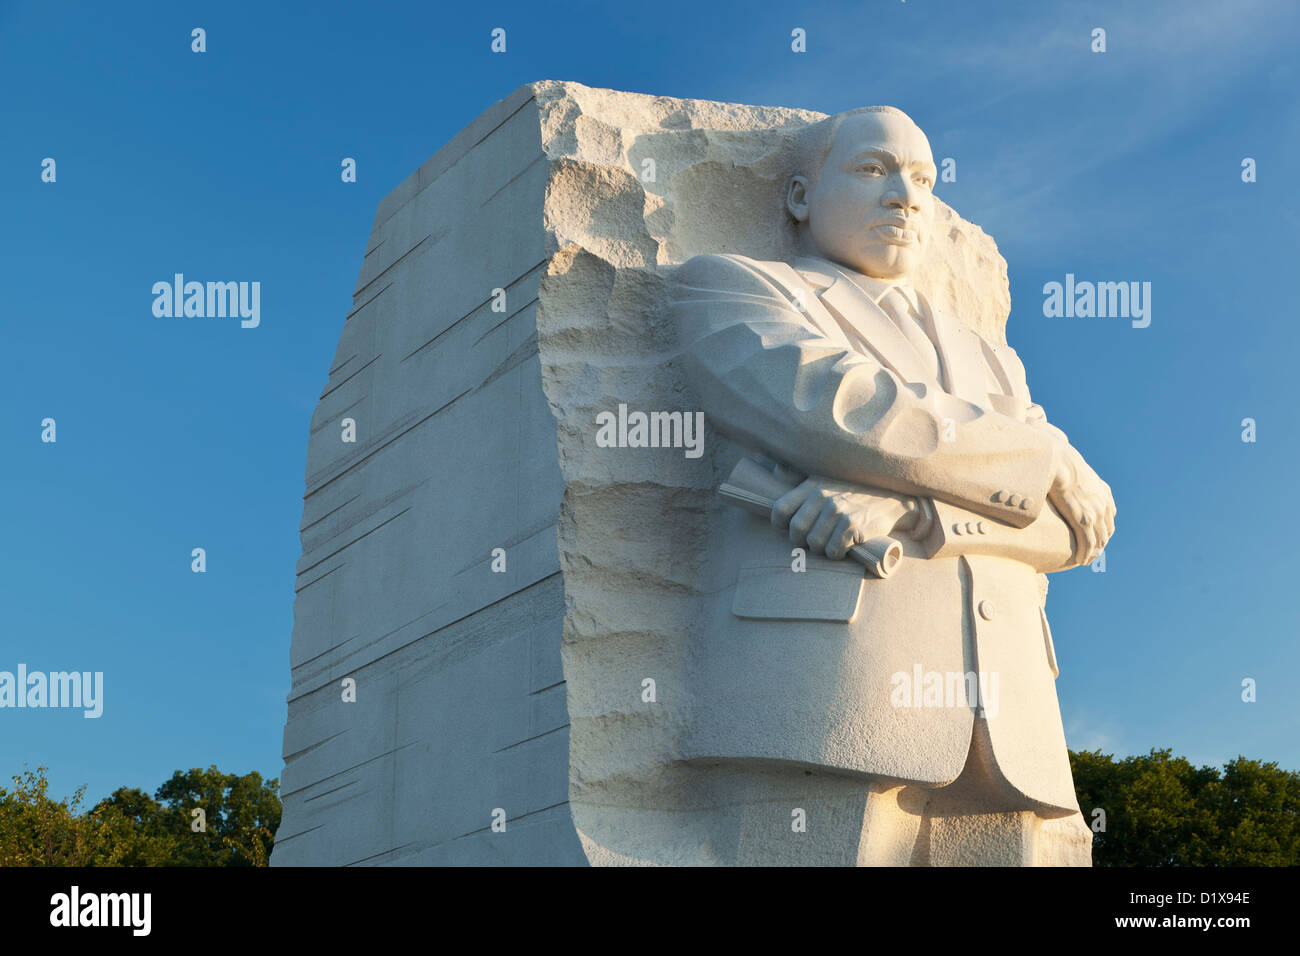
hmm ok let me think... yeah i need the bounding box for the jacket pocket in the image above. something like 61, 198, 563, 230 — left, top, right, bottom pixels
732, 558, 864, 622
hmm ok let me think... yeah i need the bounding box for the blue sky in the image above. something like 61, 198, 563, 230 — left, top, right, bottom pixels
2, 0, 1297, 806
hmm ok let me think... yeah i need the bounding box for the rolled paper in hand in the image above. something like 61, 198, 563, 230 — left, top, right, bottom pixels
850, 536, 902, 579
718, 458, 903, 580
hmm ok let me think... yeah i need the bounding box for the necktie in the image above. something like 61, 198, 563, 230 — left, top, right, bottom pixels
878, 286, 942, 383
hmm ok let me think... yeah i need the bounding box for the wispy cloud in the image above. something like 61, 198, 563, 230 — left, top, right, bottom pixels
1063, 707, 1126, 755
726, 0, 1298, 245
922, 0, 1297, 241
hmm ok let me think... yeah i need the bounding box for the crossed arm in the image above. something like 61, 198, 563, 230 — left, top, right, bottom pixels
670, 254, 1115, 571
770, 474, 1083, 573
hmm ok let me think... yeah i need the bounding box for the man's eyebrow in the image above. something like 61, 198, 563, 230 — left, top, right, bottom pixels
849, 147, 937, 172
849, 147, 900, 165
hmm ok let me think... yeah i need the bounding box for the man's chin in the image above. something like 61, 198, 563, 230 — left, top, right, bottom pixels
855, 253, 917, 280
831, 239, 918, 277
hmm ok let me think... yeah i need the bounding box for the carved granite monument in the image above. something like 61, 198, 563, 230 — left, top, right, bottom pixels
273, 82, 1114, 867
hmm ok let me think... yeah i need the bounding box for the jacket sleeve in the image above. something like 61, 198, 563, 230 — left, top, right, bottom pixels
671, 253, 1062, 528
983, 336, 1075, 446
921, 497, 1080, 574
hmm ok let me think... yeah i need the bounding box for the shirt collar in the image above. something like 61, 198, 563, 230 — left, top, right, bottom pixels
829, 264, 919, 312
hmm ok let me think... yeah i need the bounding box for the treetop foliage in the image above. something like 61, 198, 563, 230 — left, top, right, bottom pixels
0, 764, 280, 866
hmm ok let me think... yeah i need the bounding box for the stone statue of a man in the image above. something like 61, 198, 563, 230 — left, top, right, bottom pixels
668, 106, 1116, 865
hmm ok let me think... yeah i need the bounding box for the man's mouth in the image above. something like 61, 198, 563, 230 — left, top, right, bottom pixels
873, 223, 918, 244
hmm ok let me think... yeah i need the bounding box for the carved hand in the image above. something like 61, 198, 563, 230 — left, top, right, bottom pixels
772, 477, 921, 561
1048, 443, 1116, 565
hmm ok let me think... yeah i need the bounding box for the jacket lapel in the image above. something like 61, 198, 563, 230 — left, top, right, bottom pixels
921, 297, 995, 407
795, 258, 941, 390
791, 256, 1019, 411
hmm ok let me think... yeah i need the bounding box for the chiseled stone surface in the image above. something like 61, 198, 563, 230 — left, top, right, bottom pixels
274, 80, 1058, 866
273, 83, 581, 866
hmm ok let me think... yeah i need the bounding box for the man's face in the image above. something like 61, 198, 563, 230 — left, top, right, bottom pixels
790, 112, 937, 280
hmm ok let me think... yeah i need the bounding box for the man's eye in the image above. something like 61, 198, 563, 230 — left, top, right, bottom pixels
915, 176, 932, 188
856, 164, 884, 175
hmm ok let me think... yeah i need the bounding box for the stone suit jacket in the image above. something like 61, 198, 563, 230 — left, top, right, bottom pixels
670, 252, 1085, 813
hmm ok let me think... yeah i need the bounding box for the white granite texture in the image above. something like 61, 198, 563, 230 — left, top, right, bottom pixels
274, 81, 1084, 866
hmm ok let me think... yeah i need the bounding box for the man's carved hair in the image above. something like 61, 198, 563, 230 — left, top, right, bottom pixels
792, 105, 914, 189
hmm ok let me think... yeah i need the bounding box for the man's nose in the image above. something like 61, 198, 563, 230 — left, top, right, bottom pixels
883, 176, 924, 213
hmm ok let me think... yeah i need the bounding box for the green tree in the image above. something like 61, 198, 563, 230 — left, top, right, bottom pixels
89, 787, 181, 866
1071, 748, 1300, 866
139, 765, 280, 866
1208, 756, 1300, 865
0, 764, 280, 866
0, 765, 127, 866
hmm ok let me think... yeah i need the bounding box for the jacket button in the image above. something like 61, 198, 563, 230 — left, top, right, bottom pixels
992, 490, 1006, 502
1007, 494, 1021, 507
965, 522, 977, 534
1020, 497, 1032, 510
978, 600, 996, 621
977, 521, 986, 534
952, 523, 964, 535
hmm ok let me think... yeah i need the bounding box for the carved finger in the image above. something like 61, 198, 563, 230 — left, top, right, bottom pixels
1063, 490, 1092, 565
1081, 521, 1098, 565
825, 515, 854, 561
788, 497, 821, 544
1062, 488, 1085, 532
771, 485, 809, 529
806, 501, 840, 555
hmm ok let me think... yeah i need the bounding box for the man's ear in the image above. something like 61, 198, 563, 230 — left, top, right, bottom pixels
787, 175, 811, 222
